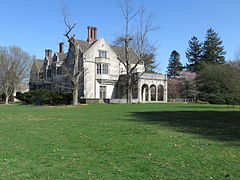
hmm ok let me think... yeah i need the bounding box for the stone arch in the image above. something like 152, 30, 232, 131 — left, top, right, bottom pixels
150, 84, 157, 101
141, 84, 149, 101
158, 85, 164, 101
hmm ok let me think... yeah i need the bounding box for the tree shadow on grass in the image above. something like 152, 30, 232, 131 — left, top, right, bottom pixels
131, 111, 240, 144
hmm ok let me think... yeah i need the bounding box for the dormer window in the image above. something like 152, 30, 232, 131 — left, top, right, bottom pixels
99, 50, 107, 58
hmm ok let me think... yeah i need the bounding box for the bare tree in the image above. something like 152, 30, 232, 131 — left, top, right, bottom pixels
167, 78, 182, 100
116, 0, 158, 103
61, 4, 85, 105
179, 71, 198, 101
235, 48, 240, 61
229, 48, 240, 71
0, 46, 32, 104
229, 60, 240, 71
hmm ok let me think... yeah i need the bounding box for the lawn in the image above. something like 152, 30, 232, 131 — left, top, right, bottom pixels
0, 103, 239, 179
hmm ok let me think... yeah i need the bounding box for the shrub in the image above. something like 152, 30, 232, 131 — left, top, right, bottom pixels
197, 64, 240, 105
16, 90, 73, 105
0, 93, 6, 102
189, 100, 209, 104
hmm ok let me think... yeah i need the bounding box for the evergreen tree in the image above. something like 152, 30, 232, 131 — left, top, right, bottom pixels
142, 53, 157, 73
198, 64, 240, 105
202, 28, 226, 64
185, 36, 203, 72
167, 50, 183, 78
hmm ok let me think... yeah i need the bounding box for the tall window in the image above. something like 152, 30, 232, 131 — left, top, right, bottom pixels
39, 72, 43, 79
96, 63, 109, 74
100, 86, 106, 99
97, 64, 101, 74
56, 67, 62, 75
99, 50, 107, 58
102, 64, 108, 74
120, 68, 124, 74
47, 69, 51, 78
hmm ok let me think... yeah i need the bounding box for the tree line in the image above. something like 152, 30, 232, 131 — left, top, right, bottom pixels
167, 28, 240, 105
1, 0, 239, 105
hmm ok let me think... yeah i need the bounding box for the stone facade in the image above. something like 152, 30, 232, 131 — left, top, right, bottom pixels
30, 26, 168, 103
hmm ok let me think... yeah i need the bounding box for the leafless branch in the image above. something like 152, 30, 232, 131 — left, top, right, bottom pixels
116, 0, 158, 103
235, 48, 240, 61
60, 2, 85, 105
0, 46, 33, 104
61, 3, 76, 40
117, 55, 127, 69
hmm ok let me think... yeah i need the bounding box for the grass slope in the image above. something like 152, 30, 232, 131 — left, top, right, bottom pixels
0, 103, 239, 179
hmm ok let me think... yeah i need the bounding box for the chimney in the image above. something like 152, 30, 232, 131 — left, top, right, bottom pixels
93, 27, 97, 40
45, 49, 52, 61
87, 26, 92, 42
87, 26, 97, 43
59, 42, 64, 53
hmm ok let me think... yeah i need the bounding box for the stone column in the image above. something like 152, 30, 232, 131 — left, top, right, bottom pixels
143, 88, 145, 101
156, 85, 158, 101
138, 82, 141, 103
148, 85, 151, 102
164, 76, 168, 102
164, 81, 168, 102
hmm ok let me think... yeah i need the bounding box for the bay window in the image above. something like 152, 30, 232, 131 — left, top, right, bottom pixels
96, 63, 109, 74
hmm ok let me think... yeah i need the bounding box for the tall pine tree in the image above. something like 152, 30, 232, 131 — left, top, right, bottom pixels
202, 28, 226, 64
167, 50, 183, 78
186, 36, 203, 72
142, 53, 157, 73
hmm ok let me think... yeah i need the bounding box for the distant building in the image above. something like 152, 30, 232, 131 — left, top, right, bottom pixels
30, 26, 167, 103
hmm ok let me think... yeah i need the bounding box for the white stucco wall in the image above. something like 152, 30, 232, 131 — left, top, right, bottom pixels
119, 62, 145, 74
82, 37, 167, 102
83, 37, 120, 99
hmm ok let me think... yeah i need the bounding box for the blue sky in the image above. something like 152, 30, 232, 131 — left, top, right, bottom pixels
0, 0, 240, 73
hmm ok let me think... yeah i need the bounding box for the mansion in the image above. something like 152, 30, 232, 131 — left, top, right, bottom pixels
29, 26, 167, 103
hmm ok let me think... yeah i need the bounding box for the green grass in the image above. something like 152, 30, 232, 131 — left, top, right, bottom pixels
0, 103, 239, 179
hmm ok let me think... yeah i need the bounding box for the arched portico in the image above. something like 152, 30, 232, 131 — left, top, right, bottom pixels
137, 73, 168, 103
141, 84, 149, 101
158, 85, 164, 101
150, 85, 157, 101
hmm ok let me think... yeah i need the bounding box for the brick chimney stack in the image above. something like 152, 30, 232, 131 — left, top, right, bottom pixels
87, 26, 91, 42
59, 42, 64, 53
87, 26, 97, 43
44, 49, 52, 66
93, 27, 97, 40
45, 49, 52, 60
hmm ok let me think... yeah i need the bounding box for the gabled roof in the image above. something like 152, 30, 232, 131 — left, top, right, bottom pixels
34, 59, 44, 70
111, 46, 141, 64
77, 39, 141, 64
35, 38, 141, 71
30, 59, 44, 74
56, 53, 68, 62
77, 40, 91, 53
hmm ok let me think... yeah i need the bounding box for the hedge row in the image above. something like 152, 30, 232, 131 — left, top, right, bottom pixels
16, 90, 72, 105
0, 93, 6, 102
